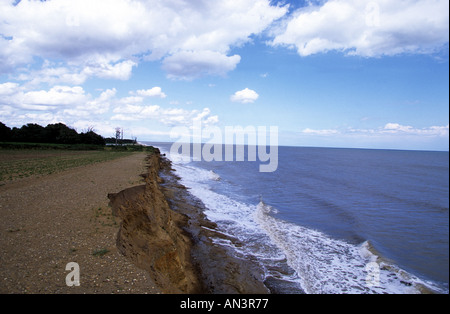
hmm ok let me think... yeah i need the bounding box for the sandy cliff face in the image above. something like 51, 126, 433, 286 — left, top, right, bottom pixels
108, 151, 269, 294
108, 152, 203, 293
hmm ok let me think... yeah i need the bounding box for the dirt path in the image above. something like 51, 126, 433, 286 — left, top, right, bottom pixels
0, 152, 160, 294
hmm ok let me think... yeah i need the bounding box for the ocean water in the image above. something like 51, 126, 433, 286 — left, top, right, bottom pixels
147, 142, 449, 294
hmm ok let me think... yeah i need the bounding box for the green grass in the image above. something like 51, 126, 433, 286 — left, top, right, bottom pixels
0, 142, 104, 150
0, 149, 134, 183
1, 141, 158, 152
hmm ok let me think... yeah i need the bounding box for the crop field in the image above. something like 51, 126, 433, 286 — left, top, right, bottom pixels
0, 149, 133, 184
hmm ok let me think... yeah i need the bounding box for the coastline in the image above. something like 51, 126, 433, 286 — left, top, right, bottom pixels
2, 148, 443, 294
108, 149, 269, 294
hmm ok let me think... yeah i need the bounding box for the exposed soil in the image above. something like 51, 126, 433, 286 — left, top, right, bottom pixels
1, 149, 269, 294
108, 152, 269, 294
0, 152, 159, 294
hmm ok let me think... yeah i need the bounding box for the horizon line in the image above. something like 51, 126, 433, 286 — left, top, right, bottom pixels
139, 140, 450, 154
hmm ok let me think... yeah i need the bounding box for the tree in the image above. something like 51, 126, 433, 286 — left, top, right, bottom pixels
12, 123, 46, 143
79, 131, 106, 146
0, 122, 12, 141
45, 123, 80, 144
115, 127, 122, 145
1, 121, 106, 146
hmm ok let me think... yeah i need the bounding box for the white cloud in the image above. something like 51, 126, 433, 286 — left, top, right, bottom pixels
302, 128, 339, 136
0, 84, 118, 127
230, 88, 259, 104
162, 50, 241, 80
271, 0, 449, 57
18, 112, 61, 125
0, 105, 14, 118
2, 0, 447, 83
21, 86, 86, 106
27, 66, 87, 86
0, 0, 147, 67
0, 82, 20, 95
82, 59, 136, 81
111, 104, 218, 128
0, 85, 89, 111
71, 119, 117, 137
135, 87, 167, 98
302, 123, 449, 138
382, 123, 449, 137
13, 59, 136, 87
118, 96, 144, 105
298, 123, 449, 150
75, 88, 117, 115
0, 80, 218, 132
0, 0, 288, 79
383, 123, 414, 133
113, 104, 160, 117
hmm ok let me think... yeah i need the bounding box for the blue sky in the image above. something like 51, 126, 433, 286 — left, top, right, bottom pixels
0, 0, 449, 151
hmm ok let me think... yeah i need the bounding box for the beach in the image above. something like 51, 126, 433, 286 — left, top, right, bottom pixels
0, 151, 159, 293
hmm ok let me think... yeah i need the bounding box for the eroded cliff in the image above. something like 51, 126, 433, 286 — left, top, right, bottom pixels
108, 150, 268, 294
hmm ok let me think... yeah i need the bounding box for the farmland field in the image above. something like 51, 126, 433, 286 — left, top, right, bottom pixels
0, 149, 133, 184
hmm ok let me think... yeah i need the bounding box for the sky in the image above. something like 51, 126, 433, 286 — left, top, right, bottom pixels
0, 0, 449, 151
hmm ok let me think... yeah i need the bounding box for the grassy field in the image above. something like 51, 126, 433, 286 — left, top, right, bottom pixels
0, 149, 135, 184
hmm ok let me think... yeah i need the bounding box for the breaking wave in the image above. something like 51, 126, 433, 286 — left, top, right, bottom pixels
158, 143, 447, 294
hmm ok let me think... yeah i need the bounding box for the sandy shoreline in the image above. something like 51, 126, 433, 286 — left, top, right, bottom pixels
0, 152, 159, 293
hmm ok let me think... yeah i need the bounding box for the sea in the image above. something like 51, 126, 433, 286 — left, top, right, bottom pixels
144, 142, 449, 294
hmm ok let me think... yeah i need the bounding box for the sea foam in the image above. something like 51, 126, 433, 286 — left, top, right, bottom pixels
160, 144, 445, 294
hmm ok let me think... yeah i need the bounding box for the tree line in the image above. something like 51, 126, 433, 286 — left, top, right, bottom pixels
0, 121, 106, 146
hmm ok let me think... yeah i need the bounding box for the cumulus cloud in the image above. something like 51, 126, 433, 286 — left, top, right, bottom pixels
0, 84, 88, 111
82, 60, 136, 81
230, 88, 259, 104
0, 79, 218, 131
271, 0, 449, 57
0, 82, 20, 95
1, 0, 447, 82
112, 104, 219, 128
0, 83, 118, 126
13, 59, 136, 88
70, 88, 117, 116
135, 87, 167, 98
162, 50, 241, 81
0, 0, 288, 79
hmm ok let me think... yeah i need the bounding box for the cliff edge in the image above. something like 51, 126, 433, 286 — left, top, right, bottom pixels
108, 150, 268, 294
